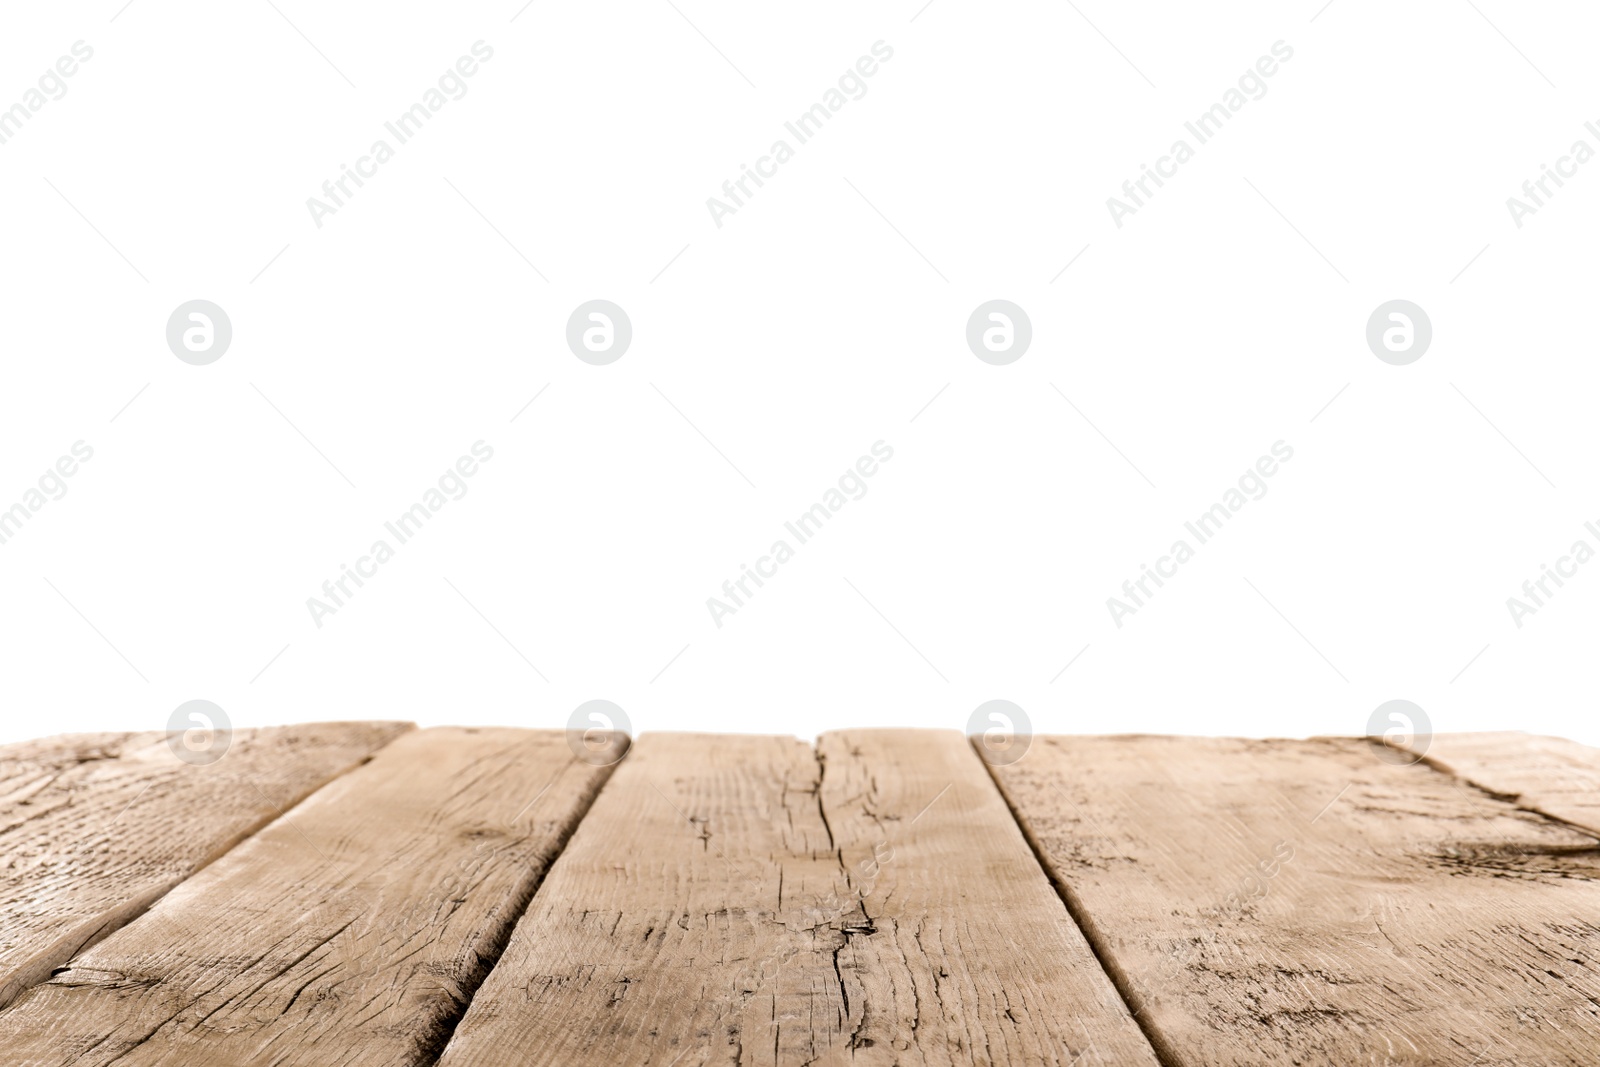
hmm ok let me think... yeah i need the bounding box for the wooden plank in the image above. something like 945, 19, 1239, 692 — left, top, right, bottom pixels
983, 735, 1600, 1066
0, 722, 410, 1013
0, 726, 621, 1067
1411, 731, 1600, 835
436, 729, 1161, 1067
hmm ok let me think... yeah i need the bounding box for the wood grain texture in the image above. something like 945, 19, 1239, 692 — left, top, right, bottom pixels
436, 729, 1160, 1067
983, 735, 1600, 1066
1413, 731, 1600, 835
0, 722, 410, 1013
0, 726, 621, 1067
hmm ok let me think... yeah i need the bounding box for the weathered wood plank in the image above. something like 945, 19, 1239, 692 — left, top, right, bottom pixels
0, 726, 621, 1067
983, 735, 1600, 1066
0, 722, 410, 1013
436, 730, 1160, 1067
1413, 731, 1600, 835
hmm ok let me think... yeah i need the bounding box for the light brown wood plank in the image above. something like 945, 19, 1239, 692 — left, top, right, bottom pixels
0, 721, 410, 1012
436, 729, 1160, 1067
983, 735, 1600, 1066
1411, 731, 1600, 835
0, 726, 621, 1066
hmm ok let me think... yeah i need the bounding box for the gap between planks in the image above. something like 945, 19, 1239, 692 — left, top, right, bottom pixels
434, 729, 1159, 1067
11, 728, 1596, 1067
982, 734, 1600, 1067
980, 732, 1600, 1067
0, 727, 626, 1067
971, 740, 1190, 1067
0, 722, 412, 1015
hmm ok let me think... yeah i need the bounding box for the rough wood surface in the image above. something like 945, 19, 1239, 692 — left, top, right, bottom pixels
9, 725, 1596, 1063
0, 726, 621, 1067
982, 735, 1600, 1066
436, 729, 1159, 1067
1414, 731, 1600, 835
0, 722, 410, 1013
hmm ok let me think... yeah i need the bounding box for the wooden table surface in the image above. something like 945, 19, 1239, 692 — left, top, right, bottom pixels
0, 724, 1595, 1065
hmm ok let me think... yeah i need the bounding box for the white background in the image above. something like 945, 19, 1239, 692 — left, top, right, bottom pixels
1, 0, 1596, 749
